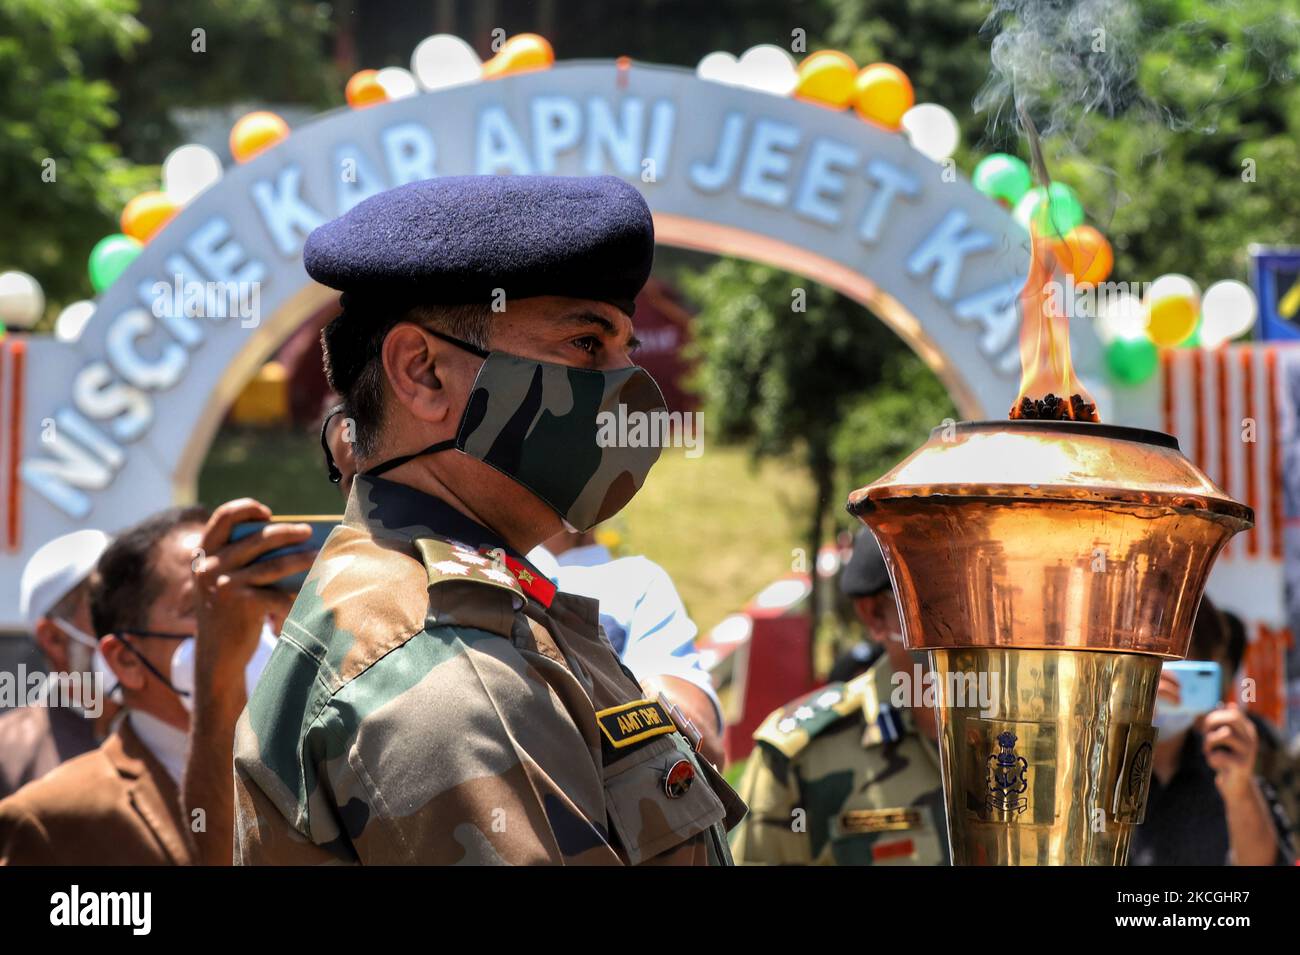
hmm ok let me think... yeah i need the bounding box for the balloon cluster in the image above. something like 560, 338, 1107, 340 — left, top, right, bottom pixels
88, 139, 229, 306
345, 32, 554, 110
91, 32, 558, 305
971, 152, 1258, 386
1095, 276, 1259, 384
695, 46, 960, 161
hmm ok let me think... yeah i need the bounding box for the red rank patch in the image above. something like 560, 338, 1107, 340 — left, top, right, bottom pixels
871, 838, 915, 861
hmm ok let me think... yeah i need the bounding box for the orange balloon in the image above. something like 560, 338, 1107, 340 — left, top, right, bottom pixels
345, 69, 388, 109
120, 191, 178, 243
853, 63, 914, 129
482, 33, 555, 79
794, 50, 858, 109
230, 111, 290, 164
1049, 225, 1113, 286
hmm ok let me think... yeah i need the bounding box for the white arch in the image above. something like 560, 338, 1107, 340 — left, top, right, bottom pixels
1, 61, 1108, 624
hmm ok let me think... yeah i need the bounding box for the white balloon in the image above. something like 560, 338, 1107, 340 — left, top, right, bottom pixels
411, 34, 483, 91
162, 143, 223, 205
901, 103, 961, 161
1145, 273, 1200, 308
1199, 279, 1258, 348
696, 51, 739, 85
1095, 290, 1145, 343
733, 44, 798, 96
376, 66, 418, 100
55, 300, 96, 342
0, 271, 44, 328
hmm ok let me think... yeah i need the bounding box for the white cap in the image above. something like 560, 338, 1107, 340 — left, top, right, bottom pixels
19, 529, 111, 628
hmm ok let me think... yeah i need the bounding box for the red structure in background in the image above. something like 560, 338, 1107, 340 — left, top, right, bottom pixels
628, 279, 698, 413
695, 575, 819, 764
274, 275, 697, 426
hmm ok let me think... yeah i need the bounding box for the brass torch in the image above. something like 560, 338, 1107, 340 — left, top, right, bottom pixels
847, 420, 1252, 865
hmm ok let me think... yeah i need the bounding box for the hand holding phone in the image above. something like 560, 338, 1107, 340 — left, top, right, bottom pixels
1153, 660, 1222, 738
228, 516, 338, 592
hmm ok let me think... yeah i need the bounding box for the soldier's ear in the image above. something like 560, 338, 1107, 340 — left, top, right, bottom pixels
382, 323, 454, 425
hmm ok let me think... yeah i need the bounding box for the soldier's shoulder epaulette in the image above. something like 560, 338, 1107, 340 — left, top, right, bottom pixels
752, 681, 866, 760
414, 537, 526, 601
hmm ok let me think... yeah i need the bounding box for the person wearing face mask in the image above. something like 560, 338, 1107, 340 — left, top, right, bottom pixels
0, 507, 209, 864
233, 175, 744, 865
1129, 598, 1296, 866
0, 530, 112, 799
0, 502, 306, 866
325, 405, 725, 767
730, 529, 948, 865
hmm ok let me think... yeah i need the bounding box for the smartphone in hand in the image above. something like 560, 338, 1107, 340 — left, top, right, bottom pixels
1155, 659, 1223, 740
229, 516, 339, 591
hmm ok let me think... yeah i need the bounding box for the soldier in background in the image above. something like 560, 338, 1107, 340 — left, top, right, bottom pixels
730, 529, 948, 865
234, 175, 744, 865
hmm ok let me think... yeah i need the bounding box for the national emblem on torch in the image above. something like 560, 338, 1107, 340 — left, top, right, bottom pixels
986, 731, 1029, 816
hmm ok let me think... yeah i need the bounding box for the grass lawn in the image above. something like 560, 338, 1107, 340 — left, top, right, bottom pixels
198, 428, 814, 635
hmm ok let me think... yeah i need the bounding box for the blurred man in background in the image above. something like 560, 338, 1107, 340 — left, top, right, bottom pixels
0, 500, 310, 865
0, 507, 209, 864
730, 529, 946, 865
1131, 598, 1296, 866
1, 530, 112, 800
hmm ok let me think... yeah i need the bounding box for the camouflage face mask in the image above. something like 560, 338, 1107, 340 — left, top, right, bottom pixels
364, 329, 667, 532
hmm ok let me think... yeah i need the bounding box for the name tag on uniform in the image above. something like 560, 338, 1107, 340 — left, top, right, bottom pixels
595, 699, 676, 758
840, 807, 923, 834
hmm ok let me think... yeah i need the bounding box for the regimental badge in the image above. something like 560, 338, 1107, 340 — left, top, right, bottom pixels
663, 759, 695, 798
986, 731, 1029, 815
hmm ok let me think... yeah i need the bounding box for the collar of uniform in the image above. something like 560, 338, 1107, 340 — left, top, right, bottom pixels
348, 475, 555, 607
853, 652, 921, 744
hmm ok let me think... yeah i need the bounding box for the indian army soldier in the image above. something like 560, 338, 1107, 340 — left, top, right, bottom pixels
233, 175, 744, 865
730, 529, 949, 865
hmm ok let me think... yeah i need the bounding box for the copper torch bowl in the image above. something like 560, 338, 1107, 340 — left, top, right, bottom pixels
847, 420, 1252, 864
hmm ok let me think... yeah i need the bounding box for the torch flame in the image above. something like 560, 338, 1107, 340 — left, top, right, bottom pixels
1008, 233, 1099, 421
1007, 102, 1099, 423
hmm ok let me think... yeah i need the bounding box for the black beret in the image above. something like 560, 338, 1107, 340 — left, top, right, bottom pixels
840, 529, 892, 598
303, 174, 655, 317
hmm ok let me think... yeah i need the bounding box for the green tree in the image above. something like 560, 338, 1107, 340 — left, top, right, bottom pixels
0, 0, 153, 308
85, 0, 338, 164
680, 258, 950, 667
0, 0, 337, 315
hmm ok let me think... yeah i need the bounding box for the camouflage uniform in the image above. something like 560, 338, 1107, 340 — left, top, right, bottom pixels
730, 654, 948, 865
233, 475, 744, 864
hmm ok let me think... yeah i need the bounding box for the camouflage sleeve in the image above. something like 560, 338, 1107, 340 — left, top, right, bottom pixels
235, 619, 623, 865
729, 743, 811, 865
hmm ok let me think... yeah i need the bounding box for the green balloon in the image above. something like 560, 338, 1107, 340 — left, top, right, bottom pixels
89, 233, 142, 293
973, 153, 1032, 205
1106, 334, 1158, 385
1013, 182, 1087, 239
